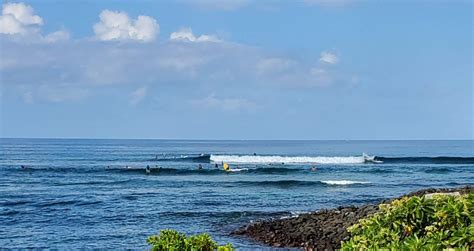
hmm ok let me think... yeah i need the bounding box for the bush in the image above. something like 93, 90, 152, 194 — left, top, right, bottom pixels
147, 229, 235, 251
341, 192, 474, 250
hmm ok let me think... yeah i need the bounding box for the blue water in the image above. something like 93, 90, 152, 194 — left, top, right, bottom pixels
1, 139, 473, 249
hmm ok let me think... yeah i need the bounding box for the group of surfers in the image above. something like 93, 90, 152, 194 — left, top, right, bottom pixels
142, 162, 317, 174
143, 162, 232, 174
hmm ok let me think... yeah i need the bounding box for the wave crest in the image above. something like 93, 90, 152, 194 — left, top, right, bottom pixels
321, 180, 371, 185
210, 155, 366, 164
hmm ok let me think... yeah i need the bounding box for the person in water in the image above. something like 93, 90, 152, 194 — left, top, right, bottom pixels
311, 165, 317, 172
214, 163, 218, 168
198, 164, 203, 170
223, 163, 230, 172
146, 165, 151, 174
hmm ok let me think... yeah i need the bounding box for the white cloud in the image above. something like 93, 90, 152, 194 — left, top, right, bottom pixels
0, 2, 69, 42
2, 3, 42, 25
44, 30, 70, 43
0, 2, 42, 35
191, 94, 255, 111
129, 86, 148, 105
170, 27, 220, 43
319, 51, 339, 64
93, 10, 159, 42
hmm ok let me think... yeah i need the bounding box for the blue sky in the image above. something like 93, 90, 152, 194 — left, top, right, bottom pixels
0, 0, 472, 140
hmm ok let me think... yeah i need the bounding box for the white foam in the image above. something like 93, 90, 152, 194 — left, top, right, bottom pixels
321, 180, 371, 185
210, 155, 366, 164
227, 168, 249, 172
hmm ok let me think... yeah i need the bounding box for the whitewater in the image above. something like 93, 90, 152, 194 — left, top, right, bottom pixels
210, 154, 368, 164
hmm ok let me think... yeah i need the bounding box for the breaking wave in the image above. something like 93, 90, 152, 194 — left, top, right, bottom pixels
147, 153, 474, 165
320, 180, 371, 185
227, 180, 371, 188
210, 155, 367, 164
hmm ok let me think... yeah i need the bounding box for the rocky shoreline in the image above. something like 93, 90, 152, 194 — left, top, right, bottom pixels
232, 186, 473, 250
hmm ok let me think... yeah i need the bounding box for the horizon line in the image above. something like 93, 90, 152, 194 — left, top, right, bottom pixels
1, 137, 473, 141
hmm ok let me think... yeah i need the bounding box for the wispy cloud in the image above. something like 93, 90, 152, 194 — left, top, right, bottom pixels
256, 57, 296, 75
129, 86, 148, 106
319, 51, 339, 65
18, 84, 90, 103
190, 94, 255, 111
2, 39, 348, 101
170, 27, 220, 43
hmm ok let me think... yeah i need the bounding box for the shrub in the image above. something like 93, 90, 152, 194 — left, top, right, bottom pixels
147, 229, 235, 251
341, 192, 474, 250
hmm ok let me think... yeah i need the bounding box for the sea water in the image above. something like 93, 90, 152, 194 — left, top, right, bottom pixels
1, 139, 473, 249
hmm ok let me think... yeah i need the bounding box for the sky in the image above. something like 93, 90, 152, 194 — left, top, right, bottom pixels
0, 0, 472, 140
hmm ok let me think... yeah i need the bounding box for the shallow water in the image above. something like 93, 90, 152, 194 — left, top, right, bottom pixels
1, 139, 473, 249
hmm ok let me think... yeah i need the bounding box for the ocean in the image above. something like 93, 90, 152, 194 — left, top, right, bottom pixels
1, 139, 473, 249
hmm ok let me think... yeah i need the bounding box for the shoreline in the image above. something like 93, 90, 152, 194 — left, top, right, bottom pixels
232, 186, 473, 250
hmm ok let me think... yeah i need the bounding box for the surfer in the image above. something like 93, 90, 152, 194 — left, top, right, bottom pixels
223, 163, 230, 172
214, 163, 218, 168
20, 165, 26, 169
146, 165, 151, 175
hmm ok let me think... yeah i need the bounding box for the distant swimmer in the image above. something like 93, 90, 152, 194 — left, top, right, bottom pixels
155, 155, 158, 160
21, 165, 26, 169
146, 165, 151, 174
215, 163, 218, 168
253, 153, 257, 156
311, 165, 317, 172
198, 164, 203, 170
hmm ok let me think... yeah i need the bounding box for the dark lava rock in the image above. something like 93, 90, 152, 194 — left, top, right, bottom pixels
232, 186, 472, 250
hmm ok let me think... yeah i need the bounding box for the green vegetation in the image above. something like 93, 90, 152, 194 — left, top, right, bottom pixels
147, 229, 235, 251
342, 192, 474, 250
